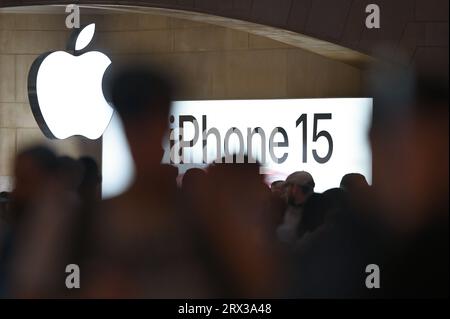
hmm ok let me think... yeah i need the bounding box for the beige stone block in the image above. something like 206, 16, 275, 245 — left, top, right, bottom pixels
106, 52, 222, 99
174, 27, 248, 52
0, 103, 14, 127
166, 52, 227, 99
286, 49, 325, 98
16, 55, 38, 103
0, 55, 15, 103
15, 102, 37, 128
137, 14, 170, 30
145, 53, 176, 70
0, 31, 14, 54
97, 30, 172, 54
325, 62, 361, 97
99, 14, 169, 31
0, 14, 15, 30
13, 14, 67, 31
98, 14, 136, 31
286, 49, 361, 98
139, 30, 173, 53
15, 128, 47, 152
96, 31, 145, 54
2, 30, 69, 54
170, 17, 207, 29
209, 54, 228, 99
249, 34, 292, 49
114, 53, 175, 74
0, 128, 16, 176
80, 15, 106, 30
224, 50, 287, 98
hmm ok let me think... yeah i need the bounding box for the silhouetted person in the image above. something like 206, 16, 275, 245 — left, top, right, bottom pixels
56, 156, 84, 192
1, 146, 58, 295
266, 180, 287, 232
160, 163, 179, 195
180, 168, 208, 222
67, 157, 102, 280
368, 67, 449, 297
181, 168, 207, 195
199, 156, 284, 297
291, 187, 384, 298
9, 146, 58, 225
277, 171, 315, 243
83, 63, 217, 297
340, 173, 373, 223
296, 192, 325, 239
5, 146, 79, 298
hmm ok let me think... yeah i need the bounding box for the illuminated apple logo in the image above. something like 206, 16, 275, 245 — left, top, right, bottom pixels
28, 24, 113, 140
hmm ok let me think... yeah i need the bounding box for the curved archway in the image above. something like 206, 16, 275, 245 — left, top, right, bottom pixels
1, 1, 447, 70
1, 1, 380, 67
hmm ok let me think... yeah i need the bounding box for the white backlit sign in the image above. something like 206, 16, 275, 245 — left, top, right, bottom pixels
28, 24, 113, 140
103, 98, 372, 198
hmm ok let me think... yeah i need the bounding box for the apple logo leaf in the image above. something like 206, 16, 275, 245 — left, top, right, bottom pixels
75, 23, 96, 51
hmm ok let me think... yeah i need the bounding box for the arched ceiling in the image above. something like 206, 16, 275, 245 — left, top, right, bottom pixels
1, 0, 448, 69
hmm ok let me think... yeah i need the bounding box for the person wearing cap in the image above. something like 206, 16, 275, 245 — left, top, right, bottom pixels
276, 171, 315, 243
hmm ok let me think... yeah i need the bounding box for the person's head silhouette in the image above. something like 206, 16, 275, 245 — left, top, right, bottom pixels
340, 173, 369, 193
284, 171, 315, 207
103, 63, 174, 179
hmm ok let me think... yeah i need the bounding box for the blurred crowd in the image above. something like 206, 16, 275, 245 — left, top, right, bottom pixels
0, 64, 448, 298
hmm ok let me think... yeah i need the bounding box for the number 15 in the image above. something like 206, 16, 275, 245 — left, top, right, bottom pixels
296, 113, 334, 164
